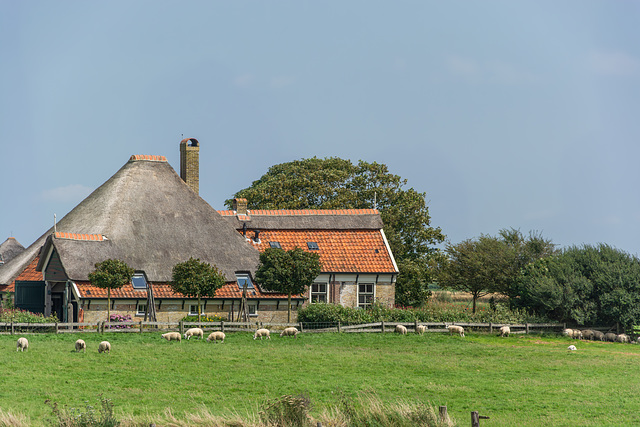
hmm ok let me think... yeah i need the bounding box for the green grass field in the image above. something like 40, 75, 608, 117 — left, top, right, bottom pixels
1, 330, 640, 426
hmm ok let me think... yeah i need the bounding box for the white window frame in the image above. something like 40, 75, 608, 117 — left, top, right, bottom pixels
357, 283, 375, 309
310, 282, 328, 303
248, 303, 258, 317
136, 303, 147, 316
189, 304, 205, 316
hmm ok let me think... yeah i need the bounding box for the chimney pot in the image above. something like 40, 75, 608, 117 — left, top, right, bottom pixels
233, 198, 248, 215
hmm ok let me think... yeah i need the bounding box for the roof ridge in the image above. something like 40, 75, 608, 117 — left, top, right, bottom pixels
53, 232, 106, 242
216, 208, 379, 216
129, 155, 167, 162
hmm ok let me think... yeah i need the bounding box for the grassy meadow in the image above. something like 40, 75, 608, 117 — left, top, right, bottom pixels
1, 330, 640, 426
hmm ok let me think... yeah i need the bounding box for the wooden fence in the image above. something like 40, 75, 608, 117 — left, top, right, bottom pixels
0, 320, 576, 335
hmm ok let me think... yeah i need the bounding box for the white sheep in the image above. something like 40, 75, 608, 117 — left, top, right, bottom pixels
253, 328, 271, 340
16, 337, 28, 352
447, 325, 465, 337
184, 328, 204, 340
568, 345, 577, 351
75, 339, 86, 353
415, 325, 426, 335
616, 334, 630, 343
161, 332, 182, 342
207, 331, 225, 343
280, 327, 299, 338
98, 341, 111, 354
395, 325, 407, 335
562, 328, 573, 337
499, 326, 510, 337
572, 329, 583, 340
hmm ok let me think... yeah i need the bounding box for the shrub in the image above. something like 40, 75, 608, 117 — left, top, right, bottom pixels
45, 395, 119, 427
259, 394, 312, 427
108, 314, 131, 329
181, 314, 224, 323
0, 308, 58, 323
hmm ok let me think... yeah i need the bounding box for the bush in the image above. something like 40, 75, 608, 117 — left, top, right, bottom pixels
46, 395, 119, 427
0, 308, 58, 323
181, 314, 224, 323
108, 314, 131, 329
259, 394, 312, 427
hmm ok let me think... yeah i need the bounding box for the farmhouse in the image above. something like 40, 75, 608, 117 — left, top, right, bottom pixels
0, 139, 398, 323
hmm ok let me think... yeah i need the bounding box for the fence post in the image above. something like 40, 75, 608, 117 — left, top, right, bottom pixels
414, 319, 418, 332
439, 406, 448, 423
381, 321, 385, 333
471, 411, 479, 427
489, 322, 493, 334
179, 321, 184, 335
55, 322, 59, 334
221, 321, 225, 333
299, 322, 304, 333
526, 323, 529, 334
10, 320, 14, 335
338, 321, 341, 333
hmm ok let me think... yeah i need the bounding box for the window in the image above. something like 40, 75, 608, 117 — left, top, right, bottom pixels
248, 303, 257, 316
236, 273, 254, 290
358, 283, 374, 309
136, 303, 147, 316
269, 241, 282, 249
311, 283, 328, 303
189, 304, 204, 316
131, 274, 148, 289
307, 242, 319, 250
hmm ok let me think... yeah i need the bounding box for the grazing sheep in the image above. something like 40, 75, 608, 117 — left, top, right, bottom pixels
206, 331, 225, 343
75, 339, 86, 353
16, 337, 28, 352
571, 329, 582, 339
604, 333, 617, 342
253, 328, 271, 340
568, 345, 577, 351
581, 329, 595, 340
184, 328, 204, 340
280, 327, 299, 338
616, 334, 630, 343
499, 326, 510, 337
592, 330, 605, 341
395, 325, 408, 335
415, 325, 427, 335
98, 341, 111, 354
447, 325, 465, 337
562, 328, 573, 337
161, 332, 182, 342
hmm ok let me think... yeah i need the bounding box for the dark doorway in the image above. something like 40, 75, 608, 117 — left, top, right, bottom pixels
51, 293, 63, 321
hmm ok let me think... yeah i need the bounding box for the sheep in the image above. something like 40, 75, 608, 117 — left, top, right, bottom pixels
75, 339, 86, 353
206, 331, 225, 343
562, 328, 573, 337
571, 329, 582, 340
98, 341, 111, 354
253, 328, 271, 340
499, 326, 510, 337
592, 331, 605, 341
581, 329, 595, 340
415, 325, 427, 335
604, 333, 617, 342
447, 325, 465, 337
184, 328, 204, 340
395, 325, 408, 335
16, 337, 28, 352
280, 327, 299, 338
161, 332, 182, 342
568, 345, 577, 351
616, 334, 630, 344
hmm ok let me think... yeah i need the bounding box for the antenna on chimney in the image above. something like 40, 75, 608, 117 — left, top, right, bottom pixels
54, 213, 57, 234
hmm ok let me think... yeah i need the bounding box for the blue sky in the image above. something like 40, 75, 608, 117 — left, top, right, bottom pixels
2, 1, 640, 255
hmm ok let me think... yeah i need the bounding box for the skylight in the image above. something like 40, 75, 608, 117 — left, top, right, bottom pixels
236, 273, 254, 290
269, 241, 282, 249
307, 242, 319, 250
131, 274, 147, 290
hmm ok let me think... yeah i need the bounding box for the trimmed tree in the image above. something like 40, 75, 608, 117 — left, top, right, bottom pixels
88, 259, 135, 322
255, 247, 322, 323
170, 257, 226, 322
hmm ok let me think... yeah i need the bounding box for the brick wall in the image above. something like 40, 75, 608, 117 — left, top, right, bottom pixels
180, 139, 199, 194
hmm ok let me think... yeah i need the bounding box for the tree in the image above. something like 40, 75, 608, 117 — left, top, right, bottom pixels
88, 259, 134, 322
171, 257, 226, 322
255, 247, 322, 323
226, 157, 445, 307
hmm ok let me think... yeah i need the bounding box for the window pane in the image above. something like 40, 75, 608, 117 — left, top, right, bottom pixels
132, 275, 147, 289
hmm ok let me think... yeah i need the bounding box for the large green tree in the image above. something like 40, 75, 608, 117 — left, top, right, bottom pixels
170, 257, 226, 322
255, 247, 322, 322
88, 259, 135, 322
226, 157, 445, 307
512, 244, 640, 328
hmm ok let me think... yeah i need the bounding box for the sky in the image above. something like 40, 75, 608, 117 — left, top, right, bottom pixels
2, 1, 640, 256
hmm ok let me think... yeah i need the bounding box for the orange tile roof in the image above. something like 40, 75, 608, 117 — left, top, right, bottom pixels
218, 208, 379, 217
6, 255, 43, 292
129, 155, 167, 162
54, 232, 105, 241
249, 229, 396, 273
73, 281, 296, 300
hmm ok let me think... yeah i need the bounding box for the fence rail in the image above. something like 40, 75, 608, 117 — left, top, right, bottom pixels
0, 320, 577, 335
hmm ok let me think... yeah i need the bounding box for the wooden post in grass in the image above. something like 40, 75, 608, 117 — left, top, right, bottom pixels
337, 321, 341, 333
526, 323, 530, 334
10, 320, 13, 335
221, 321, 225, 333
179, 321, 184, 335
55, 322, 59, 334
471, 411, 479, 427
489, 322, 493, 334
381, 321, 385, 333
439, 406, 448, 423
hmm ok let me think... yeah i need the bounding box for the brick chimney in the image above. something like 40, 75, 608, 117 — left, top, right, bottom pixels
233, 198, 248, 215
180, 138, 199, 194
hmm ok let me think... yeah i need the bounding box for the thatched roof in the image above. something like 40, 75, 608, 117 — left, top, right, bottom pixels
0, 238, 25, 265
5, 156, 259, 284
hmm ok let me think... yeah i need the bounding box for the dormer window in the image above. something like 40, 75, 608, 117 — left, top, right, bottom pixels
307, 242, 319, 250
236, 273, 254, 290
269, 241, 282, 249
131, 273, 148, 290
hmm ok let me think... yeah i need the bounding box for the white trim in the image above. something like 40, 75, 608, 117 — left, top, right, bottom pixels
70, 282, 81, 300
357, 282, 375, 309
380, 229, 399, 273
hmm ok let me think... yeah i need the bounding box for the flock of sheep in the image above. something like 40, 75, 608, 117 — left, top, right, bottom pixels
13, 326, 301, 353
562, 328, 635, 344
